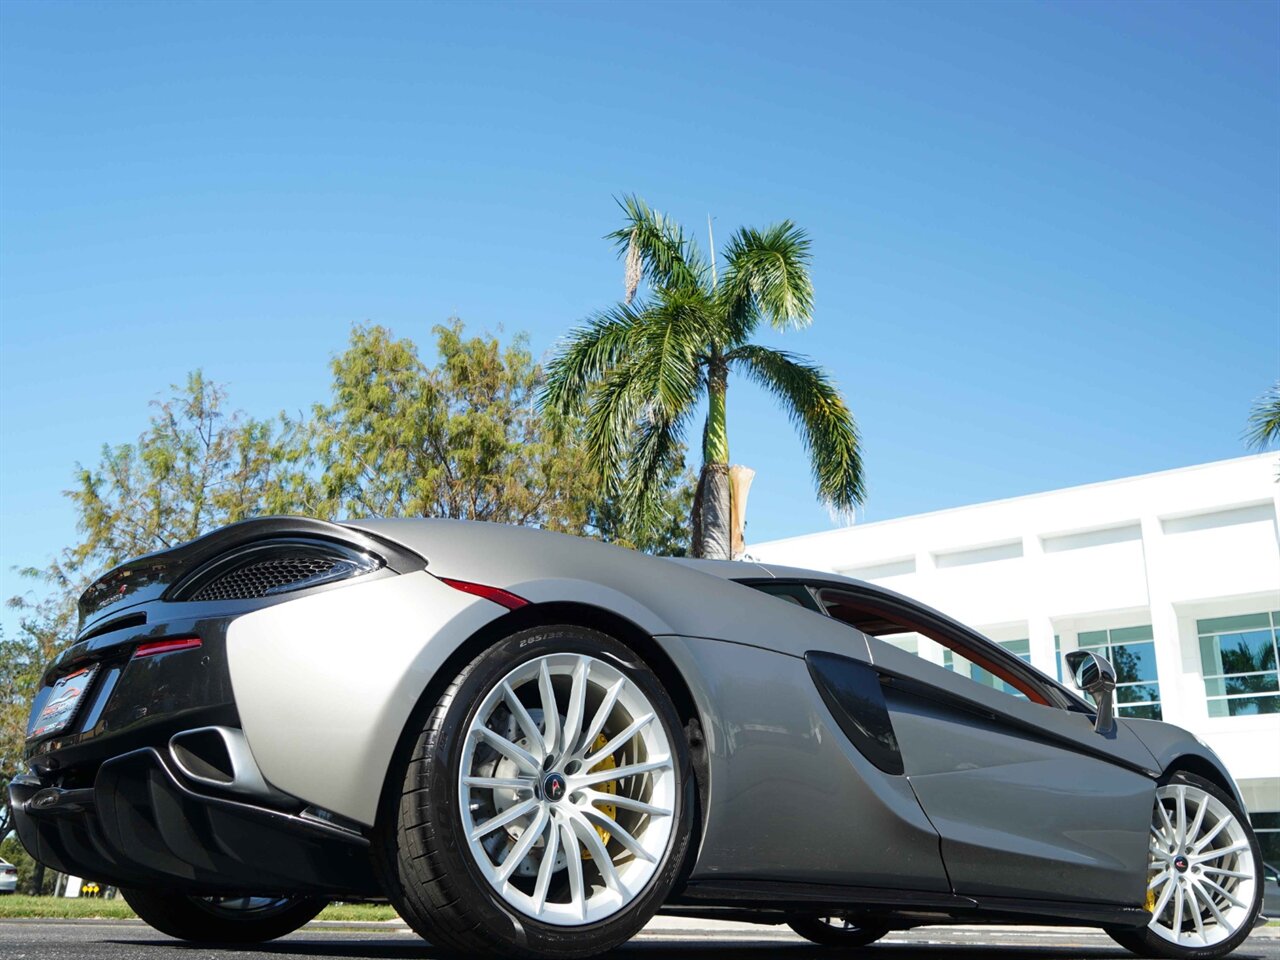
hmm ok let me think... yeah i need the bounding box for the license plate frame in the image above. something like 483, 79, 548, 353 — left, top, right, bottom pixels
29, 664, 100, 739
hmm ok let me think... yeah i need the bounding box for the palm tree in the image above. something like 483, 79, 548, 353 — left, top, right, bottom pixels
1246, 381, 1280, 450
1247, 381, 1280, 481
542, 196, 864, 559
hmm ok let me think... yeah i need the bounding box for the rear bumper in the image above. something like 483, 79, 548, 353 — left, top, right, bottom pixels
9, 747, 379, 897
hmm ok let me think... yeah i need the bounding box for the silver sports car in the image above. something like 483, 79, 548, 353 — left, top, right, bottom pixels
10, 517, 1266, 957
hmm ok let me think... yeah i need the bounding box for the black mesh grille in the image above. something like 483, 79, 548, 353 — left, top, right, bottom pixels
189, 555, 350, 602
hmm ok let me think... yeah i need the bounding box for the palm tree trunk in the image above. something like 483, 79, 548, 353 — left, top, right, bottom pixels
691, 463, 731, 559
692, 364, 732, 559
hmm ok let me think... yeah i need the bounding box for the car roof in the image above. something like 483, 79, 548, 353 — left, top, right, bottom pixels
662, 557, 772, 579
664, 556, 871, 588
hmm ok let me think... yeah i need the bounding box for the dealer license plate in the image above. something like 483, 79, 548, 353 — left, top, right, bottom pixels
29, 665, 99, 739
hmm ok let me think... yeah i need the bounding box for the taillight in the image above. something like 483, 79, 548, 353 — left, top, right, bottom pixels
439, 578, 528, 610
133, 637, 203, 659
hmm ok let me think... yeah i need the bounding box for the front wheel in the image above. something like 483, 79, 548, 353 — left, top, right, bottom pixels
119, 889, 326, 942
378, 625, 695, 958
787, 915, 890, 947
1107, 771, 1263, 959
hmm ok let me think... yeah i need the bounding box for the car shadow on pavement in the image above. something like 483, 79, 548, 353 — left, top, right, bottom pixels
104, 937, 1171, 959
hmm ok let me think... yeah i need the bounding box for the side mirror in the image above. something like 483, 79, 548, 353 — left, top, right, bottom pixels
1065, 650, 1117, 736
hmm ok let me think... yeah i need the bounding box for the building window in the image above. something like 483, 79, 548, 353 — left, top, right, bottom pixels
1197, 612, 1280, 718
943, 638, 1032, 700
1002, 638, 1032, 664
1252, 812, 1280, 864
882, 632, 924, 657
1075, 626, 1162, 720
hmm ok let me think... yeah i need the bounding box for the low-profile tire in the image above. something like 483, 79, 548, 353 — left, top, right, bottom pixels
787, 915, 890, 947
1107, 771, 1263, 960
119, 888, 326, 942
377, 624, 695, 959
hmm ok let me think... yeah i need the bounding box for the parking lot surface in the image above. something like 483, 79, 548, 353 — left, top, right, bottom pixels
0, 919, 1278, 960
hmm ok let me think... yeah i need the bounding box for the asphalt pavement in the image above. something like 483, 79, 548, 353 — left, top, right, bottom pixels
1, 919, 1278, 960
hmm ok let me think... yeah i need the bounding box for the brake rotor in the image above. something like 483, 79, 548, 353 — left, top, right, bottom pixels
583, 732, 617, 859
482, 709, 620, 866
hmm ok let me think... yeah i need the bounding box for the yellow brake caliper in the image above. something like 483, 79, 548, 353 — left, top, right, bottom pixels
582, 732, 617, 860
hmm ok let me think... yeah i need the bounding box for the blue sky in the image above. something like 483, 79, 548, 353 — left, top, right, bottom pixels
1, 0, 1277, 610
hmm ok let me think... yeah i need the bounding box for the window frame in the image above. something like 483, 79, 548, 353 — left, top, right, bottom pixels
738, 577, 1084, 712
1196, 611, 1280, 719
1074, 626, 1163, 721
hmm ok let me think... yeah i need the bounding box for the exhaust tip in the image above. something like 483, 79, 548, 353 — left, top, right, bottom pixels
170, 728, 235, 785
168, 726, 273, 799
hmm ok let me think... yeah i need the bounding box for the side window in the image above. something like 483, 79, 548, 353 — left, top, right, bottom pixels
741, 581, 824, 613
943, 647, 1029, 700
814, 587, 1045, 705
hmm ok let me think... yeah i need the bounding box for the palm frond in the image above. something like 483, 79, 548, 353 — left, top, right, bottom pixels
719, 221, 815, 341
621, 405, 692, 537
606, 194, 708, 297
729, 344, 864, 511
540, 303, 645, 416
578, 290, 707, 501
632, 287, 713, 420
583, 357, 648, 496
1245, 381, 1280, 450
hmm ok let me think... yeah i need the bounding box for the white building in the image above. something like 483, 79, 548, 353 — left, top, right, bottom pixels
750, 454, 1280, 863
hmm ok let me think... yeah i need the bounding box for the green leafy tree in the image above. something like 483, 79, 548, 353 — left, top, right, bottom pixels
63, 371, 310, 566
312, 321, 582, 525
7, 371, 311, 660
0, 835, 57, 895
0, 625, 52, 843
310, 319, 693, 547
542, 196, 864, 559
584, 470, 695, 557
0, 613, 63, 888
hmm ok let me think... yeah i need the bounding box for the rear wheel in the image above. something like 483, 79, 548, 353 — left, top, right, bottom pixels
378, 625, 695, 958
787, 915, 890, 947
1108, 771, 1262, 959
119, 889, 326, 942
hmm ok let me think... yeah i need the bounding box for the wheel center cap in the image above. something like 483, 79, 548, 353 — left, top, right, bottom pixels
1173, 855, 1189, 873
542, 772, 567, 803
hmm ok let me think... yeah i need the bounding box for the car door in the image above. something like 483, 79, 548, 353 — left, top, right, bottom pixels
812, 584, 1157, 908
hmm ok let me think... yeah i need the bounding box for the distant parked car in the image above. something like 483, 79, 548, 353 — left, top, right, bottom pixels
0, 858, 17, 894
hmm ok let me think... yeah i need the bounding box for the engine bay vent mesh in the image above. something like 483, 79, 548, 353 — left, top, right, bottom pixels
189, 554, 354, 602
169, 537, 385, 604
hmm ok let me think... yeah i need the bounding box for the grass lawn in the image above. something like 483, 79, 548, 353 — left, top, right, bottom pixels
316, 903, 400, 922
0, 895, 136, 919
0, 895, 400, 923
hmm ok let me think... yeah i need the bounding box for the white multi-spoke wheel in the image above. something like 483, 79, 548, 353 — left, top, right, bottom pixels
379, 625, 694, 959
1109, 772, 1262, 960
119, 888, 325, 942
787, 914, 890, 947
459, 651, 677, 925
